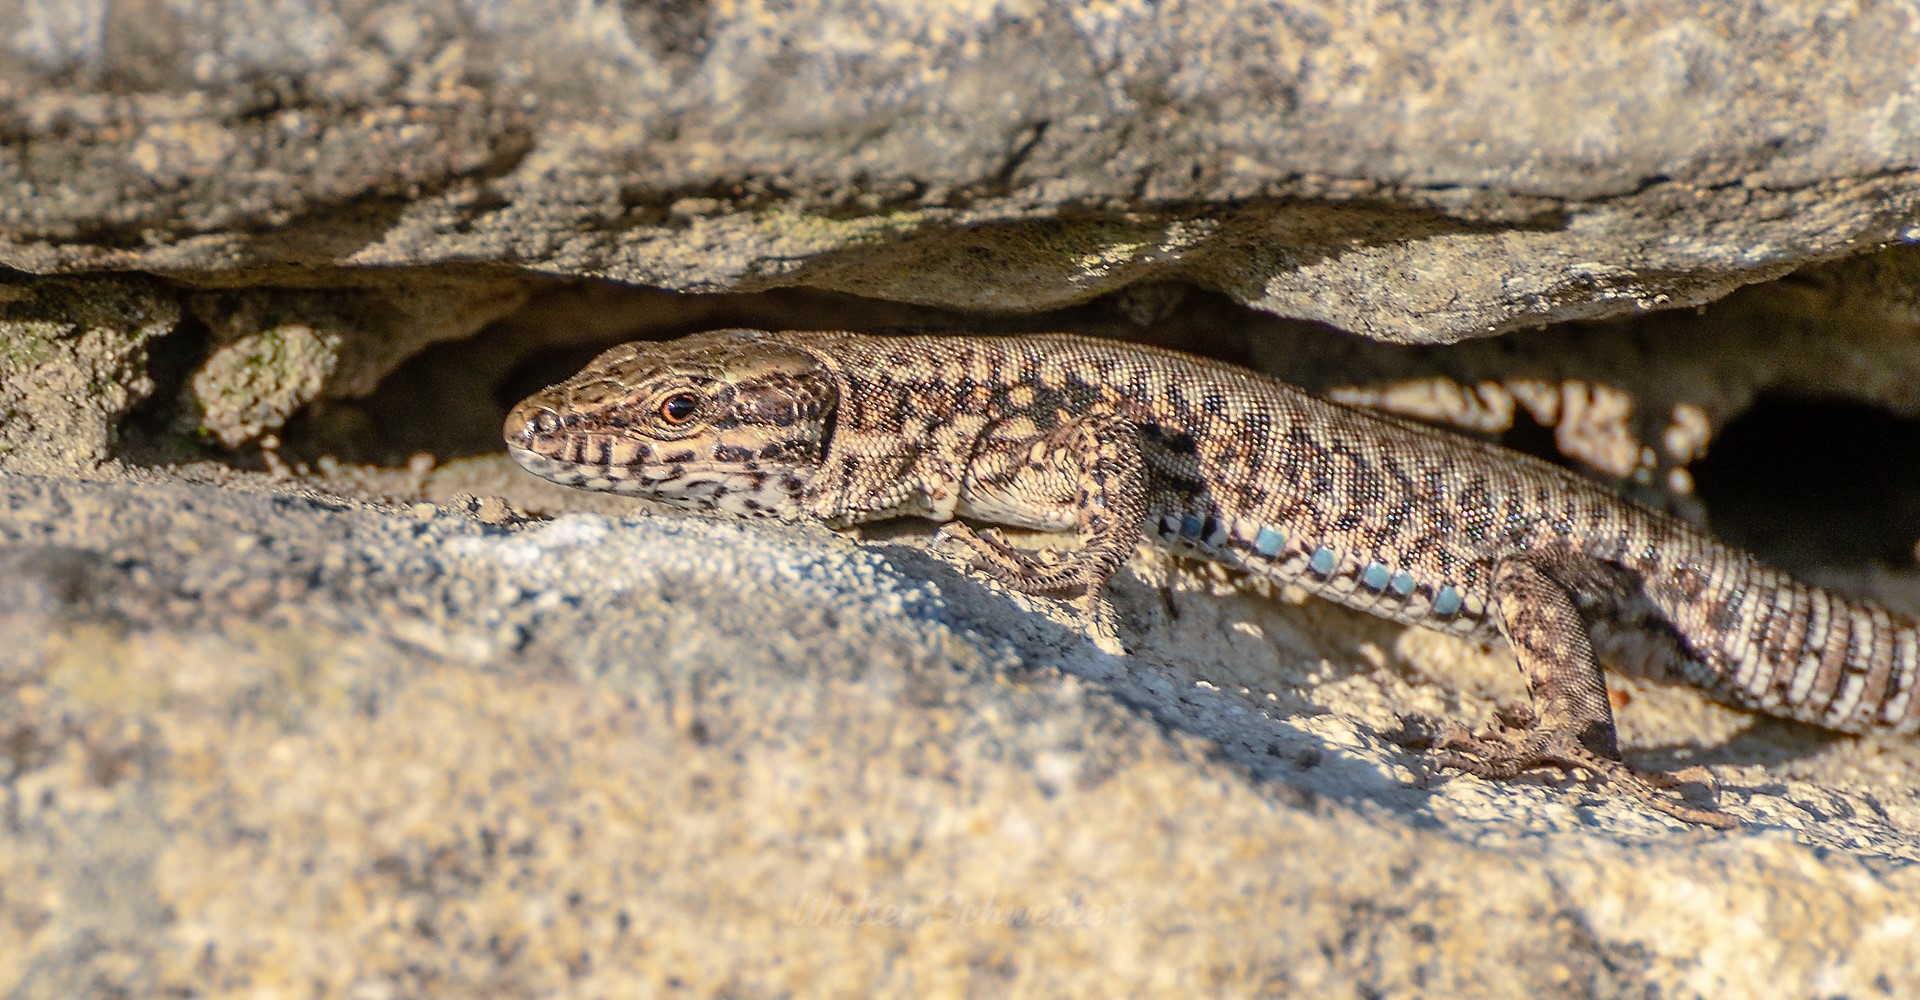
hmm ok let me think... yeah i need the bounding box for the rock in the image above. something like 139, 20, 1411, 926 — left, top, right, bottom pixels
1, 473, 1917, 996
0, 279, 178, 476
182, 278, 532, 448
2, 2, 1918, 341
4, 2, 1920, 993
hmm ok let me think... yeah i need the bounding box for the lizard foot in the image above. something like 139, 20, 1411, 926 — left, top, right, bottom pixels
1433, 724, 1739, 829
933, 525, 1130, 651
932, 522, 1083, 595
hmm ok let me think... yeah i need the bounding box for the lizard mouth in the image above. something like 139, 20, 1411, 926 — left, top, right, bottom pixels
505, 443, 802, 516
506, 444, 639, 493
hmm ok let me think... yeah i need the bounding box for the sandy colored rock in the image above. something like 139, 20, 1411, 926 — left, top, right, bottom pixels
2, 474, 1918, 997
0, 278, 178, 476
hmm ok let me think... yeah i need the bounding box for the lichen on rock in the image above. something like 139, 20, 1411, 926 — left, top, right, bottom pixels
0, 279, 179, 476
183, 277, 531, 449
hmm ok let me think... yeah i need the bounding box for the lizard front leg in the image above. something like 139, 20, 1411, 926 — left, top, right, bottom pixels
1435, 553, 1739, 828
941, 411, 1149, 597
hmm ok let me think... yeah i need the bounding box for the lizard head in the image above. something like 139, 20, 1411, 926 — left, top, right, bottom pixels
504, 329, 839, 518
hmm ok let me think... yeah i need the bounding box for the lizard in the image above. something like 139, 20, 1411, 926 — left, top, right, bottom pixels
502, 328, 1920, 826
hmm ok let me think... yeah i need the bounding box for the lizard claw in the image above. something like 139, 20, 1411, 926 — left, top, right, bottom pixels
932, 522, 1087, 595
1433, 728, 1739, 829
930, 522, 1003, 576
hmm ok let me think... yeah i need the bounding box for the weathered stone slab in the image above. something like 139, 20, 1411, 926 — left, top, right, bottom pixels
4, 2, 1918, 341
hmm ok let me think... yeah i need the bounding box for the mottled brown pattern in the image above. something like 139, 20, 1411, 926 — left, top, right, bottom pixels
505, 329, 1920, 825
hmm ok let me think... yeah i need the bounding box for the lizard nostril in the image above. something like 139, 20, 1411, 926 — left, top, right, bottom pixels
507, 403, 564, 447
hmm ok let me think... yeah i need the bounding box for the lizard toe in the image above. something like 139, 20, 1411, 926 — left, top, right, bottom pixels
1433, 732, 1739, 828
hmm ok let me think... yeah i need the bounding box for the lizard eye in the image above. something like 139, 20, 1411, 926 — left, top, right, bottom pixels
659, 392, 700, 425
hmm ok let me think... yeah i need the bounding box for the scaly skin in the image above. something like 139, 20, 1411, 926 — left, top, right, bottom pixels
504, 329, 1920, 826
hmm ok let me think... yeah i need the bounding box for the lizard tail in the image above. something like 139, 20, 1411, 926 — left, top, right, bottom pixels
1658, 554, 1920, 735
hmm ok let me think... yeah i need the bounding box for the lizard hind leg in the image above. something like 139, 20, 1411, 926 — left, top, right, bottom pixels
1432, 554, 1739, 828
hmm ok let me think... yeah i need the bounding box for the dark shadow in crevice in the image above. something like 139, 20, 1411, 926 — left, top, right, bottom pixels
1496, 406, 1580, 473
119, 305, 219, 466
1691, 395, 1920, 573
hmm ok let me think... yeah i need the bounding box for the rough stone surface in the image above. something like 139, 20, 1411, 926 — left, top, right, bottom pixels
5, 3, 1920, 993
3, 1, 1920, 341
3, 473, 1919, 998
0, 277, 177, 476
182, 277, 533, 447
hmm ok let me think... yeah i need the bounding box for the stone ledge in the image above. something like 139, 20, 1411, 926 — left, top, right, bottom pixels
2, 473, 1916, 997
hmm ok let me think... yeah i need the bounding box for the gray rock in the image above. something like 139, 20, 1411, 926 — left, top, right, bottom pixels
3, 1, 1918, 341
